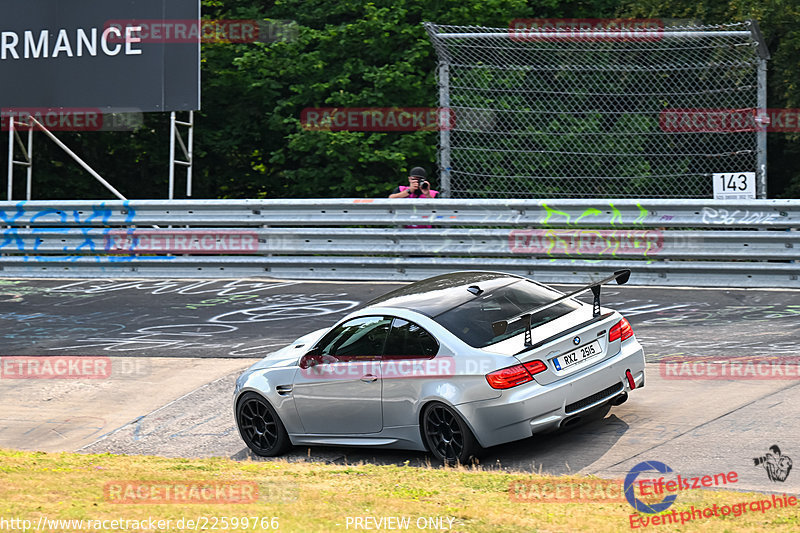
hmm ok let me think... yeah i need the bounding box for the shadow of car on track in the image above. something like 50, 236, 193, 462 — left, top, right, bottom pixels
232, 408, 630, 475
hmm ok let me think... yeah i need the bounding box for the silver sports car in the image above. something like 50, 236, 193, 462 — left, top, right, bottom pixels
234, 270, 645, 463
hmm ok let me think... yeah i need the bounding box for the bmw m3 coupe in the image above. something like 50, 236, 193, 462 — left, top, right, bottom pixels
234, 270, 645, 463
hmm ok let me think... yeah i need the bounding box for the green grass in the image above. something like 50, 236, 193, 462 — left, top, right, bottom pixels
0, 449, 797, 532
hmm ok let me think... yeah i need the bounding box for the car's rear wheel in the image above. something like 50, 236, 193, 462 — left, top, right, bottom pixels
422, 402, 479, 465
237, 392, 290, 457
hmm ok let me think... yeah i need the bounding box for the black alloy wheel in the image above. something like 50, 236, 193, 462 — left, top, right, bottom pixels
422, 402, 478, 465
236, 392, 290, 457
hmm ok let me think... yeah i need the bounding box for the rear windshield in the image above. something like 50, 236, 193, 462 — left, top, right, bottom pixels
432, 280, 581, 348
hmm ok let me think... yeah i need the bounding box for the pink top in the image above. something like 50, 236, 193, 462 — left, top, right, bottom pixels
398, 185, 439, 198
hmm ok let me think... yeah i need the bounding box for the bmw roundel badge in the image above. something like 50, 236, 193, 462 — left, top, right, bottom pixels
573, 336, 581, 345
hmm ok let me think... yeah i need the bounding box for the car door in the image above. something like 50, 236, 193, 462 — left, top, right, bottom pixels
292, 315, 390, 434
381, 317, 441, 427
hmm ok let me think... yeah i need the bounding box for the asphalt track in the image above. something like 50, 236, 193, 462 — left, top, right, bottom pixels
1, 277, 798, 496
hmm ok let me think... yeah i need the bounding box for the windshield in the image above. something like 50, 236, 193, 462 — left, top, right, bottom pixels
432, 280, 581, 348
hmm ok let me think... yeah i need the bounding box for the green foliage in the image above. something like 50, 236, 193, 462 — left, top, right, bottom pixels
198, 0, 532, 199
2, 0, 796, 199
616, 0, 800, 196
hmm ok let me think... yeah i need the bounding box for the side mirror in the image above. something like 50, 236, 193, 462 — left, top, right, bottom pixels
298, 350, 321, 369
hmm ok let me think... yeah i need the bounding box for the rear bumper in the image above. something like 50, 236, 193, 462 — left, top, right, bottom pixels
455, 338, 645, 449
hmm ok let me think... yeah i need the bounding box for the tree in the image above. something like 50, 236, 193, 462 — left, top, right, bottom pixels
616, 0, 800, 196
3, 0, 796, 199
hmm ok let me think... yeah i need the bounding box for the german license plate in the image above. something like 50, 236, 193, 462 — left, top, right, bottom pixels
552, 340, 603, 371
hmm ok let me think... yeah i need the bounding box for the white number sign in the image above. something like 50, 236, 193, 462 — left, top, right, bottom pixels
712, 172, 756, 200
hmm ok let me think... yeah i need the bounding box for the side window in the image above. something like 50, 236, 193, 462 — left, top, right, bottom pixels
384, 318, 440, 358
315, 316, 391, 358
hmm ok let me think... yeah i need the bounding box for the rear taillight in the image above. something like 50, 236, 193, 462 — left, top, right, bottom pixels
486, 360, 547, 390
523, 360, 547, 375
486, 365, 530, 389
609, 317, 633, 342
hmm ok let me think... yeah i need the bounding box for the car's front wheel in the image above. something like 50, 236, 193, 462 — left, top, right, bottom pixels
236, 392, 290, 457
422, 402, 479, 465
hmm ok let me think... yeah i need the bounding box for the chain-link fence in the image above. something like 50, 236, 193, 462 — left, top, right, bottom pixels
424, 21, 768, 198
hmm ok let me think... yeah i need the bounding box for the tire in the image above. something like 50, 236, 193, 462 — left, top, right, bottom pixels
421, 402, 480, 465
236, 392, 291, 457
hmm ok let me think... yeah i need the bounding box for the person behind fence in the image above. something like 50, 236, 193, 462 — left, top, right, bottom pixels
388, 167, 439, 198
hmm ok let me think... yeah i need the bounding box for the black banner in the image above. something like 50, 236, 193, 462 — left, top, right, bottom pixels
0, 0, 200, 112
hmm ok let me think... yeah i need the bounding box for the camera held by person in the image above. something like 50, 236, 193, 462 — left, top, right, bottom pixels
389, 167, 439, 199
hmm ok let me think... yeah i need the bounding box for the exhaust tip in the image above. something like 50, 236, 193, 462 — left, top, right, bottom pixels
611, 391, 628, 406
561, 415, 582, 428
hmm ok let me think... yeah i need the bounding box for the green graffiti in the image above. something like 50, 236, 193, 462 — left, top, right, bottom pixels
608, 231, 620, 256
643, 231, 655, 257
609, 203, 623, 226
542, 203, 645, 228
542, 203, 571, 226
544, 230, 557, 256
575, 208, 602, 225
635, 203, 649, 225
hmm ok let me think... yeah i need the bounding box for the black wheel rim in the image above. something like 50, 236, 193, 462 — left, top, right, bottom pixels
239, 397, 279, 453
424, 405, 464, 462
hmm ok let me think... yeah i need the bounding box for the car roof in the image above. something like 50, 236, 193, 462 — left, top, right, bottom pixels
361, 271, 525, 317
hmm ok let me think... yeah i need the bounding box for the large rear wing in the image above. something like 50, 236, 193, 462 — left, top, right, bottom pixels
491, 269, 631, 347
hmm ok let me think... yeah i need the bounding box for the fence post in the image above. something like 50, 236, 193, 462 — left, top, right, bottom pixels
438, 62, 451, 198
751, 19, 771, 199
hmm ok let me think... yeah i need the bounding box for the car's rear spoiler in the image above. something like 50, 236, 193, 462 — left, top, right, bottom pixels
491, 269, 631, 347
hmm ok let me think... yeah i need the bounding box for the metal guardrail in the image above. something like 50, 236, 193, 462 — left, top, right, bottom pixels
1, 199, 798, 287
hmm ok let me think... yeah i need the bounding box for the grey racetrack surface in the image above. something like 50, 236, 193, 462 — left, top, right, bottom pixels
1, 277, 798, 495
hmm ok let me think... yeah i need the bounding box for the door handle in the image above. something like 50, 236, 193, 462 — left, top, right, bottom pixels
360, 374, 378, 383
